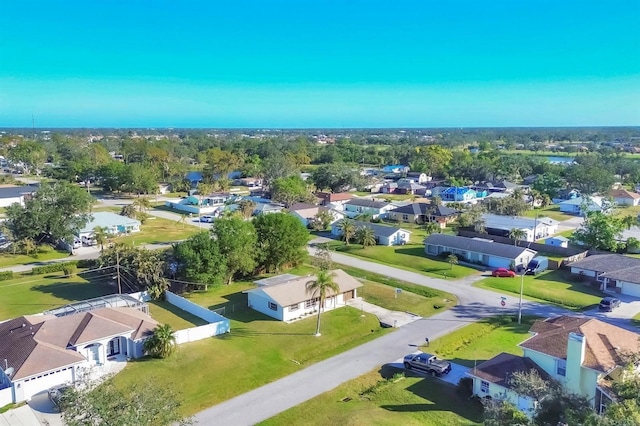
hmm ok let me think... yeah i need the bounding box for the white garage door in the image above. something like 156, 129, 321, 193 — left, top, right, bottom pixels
621, 282, 640, 298
21, 367, 74, 401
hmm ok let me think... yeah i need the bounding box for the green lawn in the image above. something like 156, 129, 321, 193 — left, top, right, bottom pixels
632, 313, 640, 327
327, 242, 478, 279
522, 205, 574, 222
147, 301, 208, 330
0, 245, 70, 269
0, 271, 116, 320
473, 270, 603, 310
114, 216, 200, 245
262, 316, 534, 426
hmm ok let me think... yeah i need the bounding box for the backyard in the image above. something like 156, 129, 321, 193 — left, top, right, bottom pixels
326, 242, 478, 279
0, 245, 70, 269
473, 270, 603, 310
112, 216, 200, 245
522, 205, 574, 222
261, 316, 535, 425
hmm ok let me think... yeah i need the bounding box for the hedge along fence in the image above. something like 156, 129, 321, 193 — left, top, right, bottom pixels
31, 261, 79, 275
0, 271, 13, 281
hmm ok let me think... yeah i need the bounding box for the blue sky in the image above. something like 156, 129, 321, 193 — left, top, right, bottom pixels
1, 0, 639, 128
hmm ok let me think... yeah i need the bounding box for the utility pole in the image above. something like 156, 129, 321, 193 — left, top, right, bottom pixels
116, 250, 122, 294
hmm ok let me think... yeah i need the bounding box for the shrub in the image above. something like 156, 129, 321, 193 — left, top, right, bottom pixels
62, 264, 78, 276
77, 259, 96, 268
433, 303, 443, 309
457, 377, 474, 399
31, 261, 78, 275
0, 271, 13, 281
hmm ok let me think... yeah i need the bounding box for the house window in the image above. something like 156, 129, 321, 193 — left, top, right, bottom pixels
268, 302, 278, 311
402, 214, 409, 221
305, 298, 317, 308
556, 359, 567, 377
481, 380, 489, 393
288, 303, 299, 312
107, 338, 120, 356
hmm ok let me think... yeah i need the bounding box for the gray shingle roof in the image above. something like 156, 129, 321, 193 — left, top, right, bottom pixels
389, 203, 458, 217
0, 185, 37, 199
424, 234, 536, 259
345, 198, 390, 209
468, 353, 550, 388
334, 220, 409, 238
568, 254, 640, 273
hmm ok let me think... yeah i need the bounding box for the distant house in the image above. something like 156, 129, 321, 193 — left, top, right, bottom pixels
243, 269, 363, 322
481, 214, 558, 242
610, 189, 640, 206
568, 254, 640, 297
545, 235, 569, 248
157, 182, 172, 194
254, 202, 285, 215
387, 202, 459, 227
552, 188, 580, 204
472, 180, 526, 194
316, 192, 354, 209
78, 212, 141, 238
382, 164, 409, 174
185, 171, 204, 186
396, 180, 427, 195
380, 182, 398, 194
238, 177, 263, 188
331, 220, 411, 246
343, 198, 393, 219
424, 234, 536, 269
0, 185, 37, 208
440, 187, 479, 202
288, 203, 344, 228
558, 196, 606, 216
406, 172, 431, 185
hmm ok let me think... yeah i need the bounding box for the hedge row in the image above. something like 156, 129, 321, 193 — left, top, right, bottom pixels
31, 261, 79, 275
0, 271, 13, 281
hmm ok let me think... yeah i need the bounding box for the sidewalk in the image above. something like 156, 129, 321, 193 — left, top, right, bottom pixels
347, 297, 421, 328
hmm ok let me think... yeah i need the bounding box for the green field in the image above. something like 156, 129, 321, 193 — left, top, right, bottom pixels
113, 216, 200, 245
0, 245, 70, 269
474, 270, 603, 310
522, 205, 574, 222
327, 242, 478, 279
147, 301, 208, 330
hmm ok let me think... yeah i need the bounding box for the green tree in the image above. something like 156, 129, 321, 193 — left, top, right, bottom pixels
211, 216, 258, 284
120, 204, 137, 219
306, 270, 339, 336
271, 175, 313, 207
310, 210, 334, 231
508, 228, 528, 245
17, 237, 37, 256
98, 161, 128, 192
132, 197, 152, 213
311, 163, 362, 193
254, 213, 309, 272
123, 163, 159, 195
355, 225, 376, 248
312, 243, 333, 271
62, 378, 191, 426
446, 254, 458, 269
8, 140, 47, 177
423, 221, 441, 236
93, 226, 109, 253
203, 147, 243, 181
338, 219, 356, 246
144, 324, 177, 358
5, 181, 93, 244
173, 232, 226, 289
237, 199, 256, 219
571, 211, 624, 251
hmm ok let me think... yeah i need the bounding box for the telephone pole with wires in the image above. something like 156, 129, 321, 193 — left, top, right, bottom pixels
116, 250, 122, 294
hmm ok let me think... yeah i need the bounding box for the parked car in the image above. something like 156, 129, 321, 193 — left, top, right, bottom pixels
48, 384, 71, 411
81, 235, 96, 246
599, 297, 621, 312
492, 267, 516, 278
403, 353, 452, 377
526, 256, 549, 275
200, 215, 214, 223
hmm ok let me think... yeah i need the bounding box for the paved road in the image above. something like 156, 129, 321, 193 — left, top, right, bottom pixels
194, 249, 575, 425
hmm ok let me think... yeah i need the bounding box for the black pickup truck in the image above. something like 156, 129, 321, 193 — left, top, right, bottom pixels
403, 353, 452, 377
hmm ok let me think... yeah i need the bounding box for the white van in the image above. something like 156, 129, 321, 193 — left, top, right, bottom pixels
81, 235, 96, 246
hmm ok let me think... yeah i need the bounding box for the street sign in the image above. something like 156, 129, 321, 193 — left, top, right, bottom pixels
500, 296, 507, 307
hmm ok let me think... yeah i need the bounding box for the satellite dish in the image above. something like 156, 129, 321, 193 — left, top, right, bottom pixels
4, 367, 14, 377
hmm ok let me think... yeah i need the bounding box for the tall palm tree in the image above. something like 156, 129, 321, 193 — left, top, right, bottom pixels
424, 221, 441, 236
508, 228, 528, 245
338, 219, 356, 246
446, 254, 458, 270
356, 226, 376, 248
132, 197, 152, 213
93, 226, 109, 252
306, 270, 339, 337
237, 199, 256, 219
621, 215, 638, 230
144, 324, 177, 358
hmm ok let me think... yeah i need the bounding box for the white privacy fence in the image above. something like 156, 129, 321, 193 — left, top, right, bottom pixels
165, 291, 230, 344
0, 387, 12, 408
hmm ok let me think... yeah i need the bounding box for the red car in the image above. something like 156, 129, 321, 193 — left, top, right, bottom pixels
492, 268, 516, 278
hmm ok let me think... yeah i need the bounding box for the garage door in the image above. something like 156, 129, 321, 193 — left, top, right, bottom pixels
21, 367, 74, 401
621, 283, 640, 298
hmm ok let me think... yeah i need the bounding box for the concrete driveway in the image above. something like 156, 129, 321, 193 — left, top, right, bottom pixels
388, 352, 469, 386
28, 391, 63, 426
347, 298, 421, 328
583, 295, 640, 321
0, 404, 42, 426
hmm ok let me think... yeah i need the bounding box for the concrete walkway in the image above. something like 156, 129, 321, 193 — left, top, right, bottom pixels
347, 297, 421, 328
0, 404, 42, 426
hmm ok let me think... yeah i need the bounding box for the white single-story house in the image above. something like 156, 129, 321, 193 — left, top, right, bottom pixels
157, 182, 172, 194
406, 172, 431, 185
568, 254, 640, 297
610, 189, 640, 206
331, 220, 411, 246
79, 212, 141, 238
288, 203, 344, 228
0, 303, 157, 404
343, 198, 393, 219
481, 214, 558, 242
424, 234, 537, 269
165, 192, 233, 215
0, 185, 37, 208
243, 269, 363, 322
545, 235, 569, 248
558, 196, 606, 216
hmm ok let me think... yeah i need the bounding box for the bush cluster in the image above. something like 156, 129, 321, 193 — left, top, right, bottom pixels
0, 271, 13, 281
31, 261, 78, 275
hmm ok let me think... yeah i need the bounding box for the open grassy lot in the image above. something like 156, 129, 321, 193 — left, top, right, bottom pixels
0, 245, 70, 269
522, 205, 575, 222
0, 271, 115, 320
147, 301, 208, 330
262, 316, 535, 426
473, 270, 603, 311
113, 216, 199, 245
327, 242, 478, 279
113, 306, 390, 416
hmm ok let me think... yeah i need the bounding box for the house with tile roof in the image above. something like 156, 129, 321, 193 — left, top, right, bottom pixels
243, 269, 363, 322
0, 307, 158, 403
568, 254, 640, 297
610, 189, 640, 206
468, 316, 640, 415
387, 202, 459, 228
288, 203, 344, 228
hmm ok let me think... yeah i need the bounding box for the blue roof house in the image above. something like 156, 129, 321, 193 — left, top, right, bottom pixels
78, 212, 141, 237
382, 165, 409, 174
441, 187, 477, 202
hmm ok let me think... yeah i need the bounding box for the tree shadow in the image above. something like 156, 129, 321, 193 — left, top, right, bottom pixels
31, 281, 114, 305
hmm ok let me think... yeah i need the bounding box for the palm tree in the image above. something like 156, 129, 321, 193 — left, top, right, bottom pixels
237, 199, 256, 219
217, 177, 232, 192
93, 226, 109, 252
621, 215, 638, 230
144, 324, 177, 358
306, 270, 339, 337
132, 197, 152, 213
508, 228, 528, 245
338, 219, 356, 246
424, 221, 441, 236
120, 204, 137, 218
446, 254, 458, 270
356, 226, 376, 248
